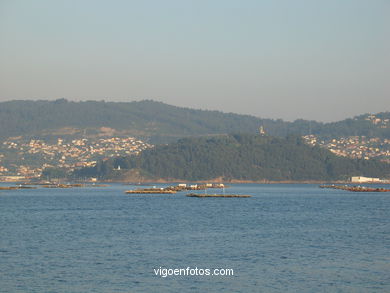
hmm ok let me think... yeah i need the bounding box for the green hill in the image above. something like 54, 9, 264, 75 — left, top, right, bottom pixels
0, 99, 388, 143
0, 99, 262, 142
73, 134, 390, 181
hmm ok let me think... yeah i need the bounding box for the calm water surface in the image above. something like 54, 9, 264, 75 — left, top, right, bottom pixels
0, 184, 389, 292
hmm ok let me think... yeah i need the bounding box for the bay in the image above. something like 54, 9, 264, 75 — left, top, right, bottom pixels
0, 184, 389, 292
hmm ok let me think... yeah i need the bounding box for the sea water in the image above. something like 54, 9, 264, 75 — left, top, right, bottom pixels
0, 184, 389, 292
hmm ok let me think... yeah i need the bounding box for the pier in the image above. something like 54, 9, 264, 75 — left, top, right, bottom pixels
125, 189, 176, 194
186, 193, 251, 198
319, 185, 390, 192
0, 186, 37, 190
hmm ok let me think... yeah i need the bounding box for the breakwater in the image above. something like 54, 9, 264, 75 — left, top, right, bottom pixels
319, 184, 390, 192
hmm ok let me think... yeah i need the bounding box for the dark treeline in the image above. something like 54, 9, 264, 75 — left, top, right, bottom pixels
74, 134, 390, 181
1, 99, 389, 143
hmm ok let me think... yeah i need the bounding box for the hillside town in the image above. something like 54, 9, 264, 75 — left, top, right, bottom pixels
0, 112, 389, 181
302, 135, 390, 163
364, 114, 389, 128
0, 136, 152, 180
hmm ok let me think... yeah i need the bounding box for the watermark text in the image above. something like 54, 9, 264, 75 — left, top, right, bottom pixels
154, 266, 234, 278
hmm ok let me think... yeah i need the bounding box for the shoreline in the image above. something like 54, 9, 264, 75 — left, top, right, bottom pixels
99, 178, 390, 185
2, 179, 389, 185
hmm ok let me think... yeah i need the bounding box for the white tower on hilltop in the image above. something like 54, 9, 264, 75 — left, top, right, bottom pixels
259, 126, 266, 136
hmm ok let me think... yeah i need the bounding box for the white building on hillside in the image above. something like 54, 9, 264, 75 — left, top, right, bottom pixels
351, 176, 381, 183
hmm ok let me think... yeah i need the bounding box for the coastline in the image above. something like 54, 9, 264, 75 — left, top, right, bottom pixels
2, 177, 389, 185
83, 179, 370, 185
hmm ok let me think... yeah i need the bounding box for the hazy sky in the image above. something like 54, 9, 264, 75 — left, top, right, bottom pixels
0, 0, 389, 122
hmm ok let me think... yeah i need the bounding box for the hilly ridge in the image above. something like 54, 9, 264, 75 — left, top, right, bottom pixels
0, 99, 262, 142
0, 99, 389, 143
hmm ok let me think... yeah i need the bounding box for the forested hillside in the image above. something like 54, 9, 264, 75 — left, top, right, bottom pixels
0, 99, 261, 141
74, 134, 390, 181
0, 99, 388, 143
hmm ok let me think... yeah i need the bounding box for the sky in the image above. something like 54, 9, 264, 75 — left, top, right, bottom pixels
0, 0, 389, 122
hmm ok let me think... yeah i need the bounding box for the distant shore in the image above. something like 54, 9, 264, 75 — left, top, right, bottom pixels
84, 179, 390, 185
1, 178, 389, 185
